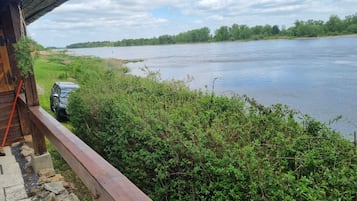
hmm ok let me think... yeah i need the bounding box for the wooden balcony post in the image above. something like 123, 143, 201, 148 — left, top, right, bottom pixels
31, 123, 47, 154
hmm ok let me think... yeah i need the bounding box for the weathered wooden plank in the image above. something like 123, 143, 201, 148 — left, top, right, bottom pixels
28, 105, 152, 201
0, 126, 21, 138
0, 116, 20, 129
0, 106, 20, 126
0, 90, 22, 144
0, 103, 13, 113
1, 3, 21, 82
24, 74, 39, 106
0, 91, 15, 103
0, 125, 21, 145
17, 94, 31, 136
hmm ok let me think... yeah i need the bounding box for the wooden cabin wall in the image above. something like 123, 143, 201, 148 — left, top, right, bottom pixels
0, 2, 35, 145
0, 91, 22, 144
1, 2, 22, 82
0, 20, 22, 145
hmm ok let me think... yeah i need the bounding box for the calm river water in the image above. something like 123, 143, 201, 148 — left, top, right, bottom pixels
70, 37, 357, 140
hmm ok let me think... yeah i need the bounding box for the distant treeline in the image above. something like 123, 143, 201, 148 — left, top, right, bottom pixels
67, 14, 357, 48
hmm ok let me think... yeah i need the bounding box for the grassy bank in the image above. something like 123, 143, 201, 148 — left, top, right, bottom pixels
33, 50, 128, 200
34, 51, 356, 200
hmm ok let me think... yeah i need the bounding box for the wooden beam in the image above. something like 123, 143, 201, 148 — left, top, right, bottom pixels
17, 94, 31, 136
28, 105, 152, 201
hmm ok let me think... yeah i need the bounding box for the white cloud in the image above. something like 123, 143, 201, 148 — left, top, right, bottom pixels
27, 0, 357, 47
208, 15, 225, 21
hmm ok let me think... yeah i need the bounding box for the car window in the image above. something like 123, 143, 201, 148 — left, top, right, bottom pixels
51, 84, 56, 94
55, 85, 59, 94
60, 88, 76, 98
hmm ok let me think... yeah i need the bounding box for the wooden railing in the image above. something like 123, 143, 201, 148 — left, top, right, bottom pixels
19, 97, 151, 201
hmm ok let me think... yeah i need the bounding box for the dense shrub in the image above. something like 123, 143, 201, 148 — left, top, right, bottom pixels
68, 65, 356, 200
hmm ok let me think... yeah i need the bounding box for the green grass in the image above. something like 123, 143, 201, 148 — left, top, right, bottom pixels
34, 51, 71, 110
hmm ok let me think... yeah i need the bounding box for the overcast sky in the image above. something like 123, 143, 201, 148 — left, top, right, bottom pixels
27, 0, 357, 47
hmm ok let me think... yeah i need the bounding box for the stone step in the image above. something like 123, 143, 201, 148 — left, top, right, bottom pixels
0, 173, 24, 188
0, 146, 27, 201
0, 147, 16, 165
0, 155, 16, 165
3, 147, 12, 156
4, 185, 27, 201
1, 162, 22, 176
0, 187, 4, 201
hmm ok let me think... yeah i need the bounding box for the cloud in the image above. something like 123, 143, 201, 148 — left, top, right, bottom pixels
27, 0, 357, 47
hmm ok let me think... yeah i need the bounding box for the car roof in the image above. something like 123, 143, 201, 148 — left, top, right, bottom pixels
55, 82, 80, 89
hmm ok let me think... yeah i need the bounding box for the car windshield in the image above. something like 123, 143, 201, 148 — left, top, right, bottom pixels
60, 88, 77, 98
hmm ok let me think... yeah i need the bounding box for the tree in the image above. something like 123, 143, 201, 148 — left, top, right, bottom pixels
66, 13, 357, 48
214, 26, 230, 41
325, 15, 344, 34
239, 25, 252, 39
195, 27, 211, 42
158, 35, 174, 44
345, 13, 357, 26
263, 25, 273, 36
272, 25, 280, 35
230, 24, 240, 40
347, 24, 357, 33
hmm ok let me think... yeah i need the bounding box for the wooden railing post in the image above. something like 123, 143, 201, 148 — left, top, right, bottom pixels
31, 123, 47, 154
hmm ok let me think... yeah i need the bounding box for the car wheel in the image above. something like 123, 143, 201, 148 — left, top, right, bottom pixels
56, 108, 64, 122
50, 100, 55, 112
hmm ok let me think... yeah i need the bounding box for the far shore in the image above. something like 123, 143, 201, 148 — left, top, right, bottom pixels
63, 33, 357, 49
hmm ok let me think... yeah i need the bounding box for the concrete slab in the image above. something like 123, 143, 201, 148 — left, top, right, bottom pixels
3, 147, 12, 156
0, 156, 16, 165
0, 174, 24, 188
0, 187, 4, 201
4, 184, 28, 201
1, 163, 22, 176
31, 152, 54, 174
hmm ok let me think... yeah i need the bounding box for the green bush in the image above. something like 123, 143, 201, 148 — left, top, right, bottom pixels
67, 63, 356, 200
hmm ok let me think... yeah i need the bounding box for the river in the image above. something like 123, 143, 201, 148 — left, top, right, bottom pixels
69, 36, 357, 140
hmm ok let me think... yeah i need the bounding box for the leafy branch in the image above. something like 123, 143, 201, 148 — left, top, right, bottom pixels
13, 36, 37, 77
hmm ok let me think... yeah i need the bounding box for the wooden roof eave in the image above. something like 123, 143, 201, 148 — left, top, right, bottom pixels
21, 0, 68, 24
1, 0, 67, 24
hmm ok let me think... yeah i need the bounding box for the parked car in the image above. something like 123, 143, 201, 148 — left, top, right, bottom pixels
50, 82, 79, 121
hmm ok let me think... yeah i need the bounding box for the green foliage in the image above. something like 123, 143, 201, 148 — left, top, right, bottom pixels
13, 36, 36, 77
67, 13, 357, 48
66, 60, 357, 200
34, 51, 131, 201
175, 27, 211, 43
215, 26, 230, 41
67, 27, 212, 48
272, 25, 280, 35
